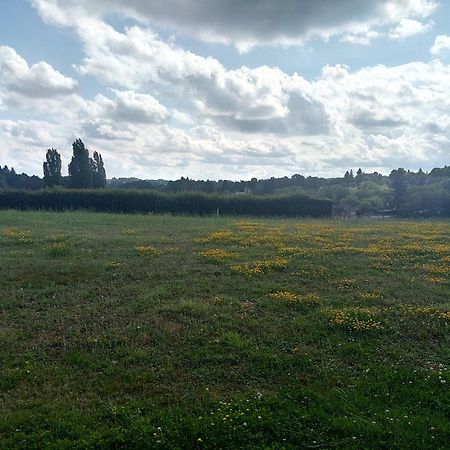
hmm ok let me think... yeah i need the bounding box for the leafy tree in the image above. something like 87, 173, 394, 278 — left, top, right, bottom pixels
0, 165, 43, 190
68, 139, 92, 188
204, 179, 215, 193
344, 170, 355, 185
43, 149, 62, 187
430, 166, 450, 177
416, 168, 427, 186
355, 168, 364, 185
91, 151, 107, 188
389, 168, 408, 209
262, 177, 275, 194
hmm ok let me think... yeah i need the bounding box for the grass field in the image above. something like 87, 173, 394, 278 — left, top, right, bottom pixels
0, 210, 449, 449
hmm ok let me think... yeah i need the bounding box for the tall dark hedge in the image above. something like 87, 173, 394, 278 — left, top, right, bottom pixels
0, 189, 333, 217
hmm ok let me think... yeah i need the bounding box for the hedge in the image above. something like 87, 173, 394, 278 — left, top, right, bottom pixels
0, 189, 333, 218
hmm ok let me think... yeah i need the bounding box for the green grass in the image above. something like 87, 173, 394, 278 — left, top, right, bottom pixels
0, 211, 449, 449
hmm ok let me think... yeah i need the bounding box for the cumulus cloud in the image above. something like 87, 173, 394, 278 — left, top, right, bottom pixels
341, 29, 382, 45
388, 18, 434, 40
0, 120, 54, 146
78, 90, 171, 142
430, 35, 450, 55
318, 61, 450, 171
32, 0, 437, 48
0, 45, 77, 98
31, 15, 331, 136
0, 45, 83, 119
342, 18, 433, 45
94, 90, 170, 124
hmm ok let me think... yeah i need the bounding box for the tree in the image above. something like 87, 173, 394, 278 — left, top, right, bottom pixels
91, 151, 107, 188
416, 168, 426, 186
43, 149, 62, 187
389, 168, 408, 209
355, 168, 364, 186
68, 139, 92, 188
262, 177, 275, 194
344, 170, 355, 185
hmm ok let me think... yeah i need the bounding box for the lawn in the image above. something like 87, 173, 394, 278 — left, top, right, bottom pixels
0, 210, 449, 449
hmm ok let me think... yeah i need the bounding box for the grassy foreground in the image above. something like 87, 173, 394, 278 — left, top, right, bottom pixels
0, 211, 449, 449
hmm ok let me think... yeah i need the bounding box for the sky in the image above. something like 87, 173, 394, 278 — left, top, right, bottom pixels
1, 0, 450, 180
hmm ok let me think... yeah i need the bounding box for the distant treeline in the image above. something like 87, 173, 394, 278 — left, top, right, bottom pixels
0, 166, 43, 190
3, 140, 450, 217
73, 167, 450, 217
0, 190, 332, 217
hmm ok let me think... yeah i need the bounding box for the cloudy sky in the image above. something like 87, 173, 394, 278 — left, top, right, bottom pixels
1, 0, 449, 180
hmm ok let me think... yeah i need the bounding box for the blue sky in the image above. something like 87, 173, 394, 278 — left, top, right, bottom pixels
1, 0, 450, 179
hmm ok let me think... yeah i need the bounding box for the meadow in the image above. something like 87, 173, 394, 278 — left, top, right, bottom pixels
0, 210, 449, 449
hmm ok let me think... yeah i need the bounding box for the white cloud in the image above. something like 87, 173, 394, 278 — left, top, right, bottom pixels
78, 90, 171, 143
388, 18, 433, 40
94, 90, 170, 124
36, 16, 331, 136
341, 30, 382, 45
0, 46, 84, 119
342, 18, 433, 45
311, 60, 450, 170
430, 35, 450, 55
32, 0, 437, 48
0, 45, 77, 98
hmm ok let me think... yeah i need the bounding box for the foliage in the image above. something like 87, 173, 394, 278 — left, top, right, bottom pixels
92, 151, 107, 188
43, 148, 62, 187
120, 167, 450, 217
67, 139, 107, 189
0, 189, 333, 217
4, 145, 450, 217
68, 139, 93, 188
0, 165, 43, 190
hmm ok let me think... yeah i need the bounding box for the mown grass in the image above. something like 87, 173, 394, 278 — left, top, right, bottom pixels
0, 210, 449, 449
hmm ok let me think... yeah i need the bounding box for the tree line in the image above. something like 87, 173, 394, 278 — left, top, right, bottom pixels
2, 141, 450, 216
111, 167, 450, 217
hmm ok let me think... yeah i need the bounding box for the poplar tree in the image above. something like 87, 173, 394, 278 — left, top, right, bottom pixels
43, 149, 62, 187
91, 151, 107, 188
68, 139, 92, 188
